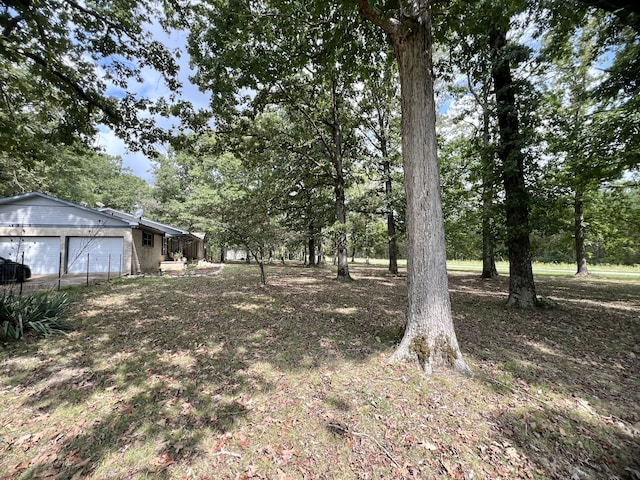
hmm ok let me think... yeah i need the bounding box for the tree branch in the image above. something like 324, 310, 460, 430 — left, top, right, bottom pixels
61, 0, 126, 32
327, 423, 400, 468
1, 14, 25, 38
357, 0, 395, 37
19, 49, 120, 122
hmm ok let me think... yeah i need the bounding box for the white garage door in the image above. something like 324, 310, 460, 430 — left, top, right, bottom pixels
67, 237, 124, 274
0, 236, 60, 274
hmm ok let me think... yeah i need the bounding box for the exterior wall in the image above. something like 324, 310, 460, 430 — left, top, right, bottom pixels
132, 229, 164, 273
196, 241, 205, 259
0, 196, 121, 228
0, 226, 133, 275
226, 249, 249, 261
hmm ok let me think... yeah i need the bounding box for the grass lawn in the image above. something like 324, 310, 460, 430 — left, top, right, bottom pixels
1, 263, 638, 479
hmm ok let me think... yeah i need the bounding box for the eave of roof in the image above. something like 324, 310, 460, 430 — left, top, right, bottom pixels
100, 208, 199, 238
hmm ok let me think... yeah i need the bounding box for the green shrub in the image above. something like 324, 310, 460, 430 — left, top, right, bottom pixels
0, 292, 73, 340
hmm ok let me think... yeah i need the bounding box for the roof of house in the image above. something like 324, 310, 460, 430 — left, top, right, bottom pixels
100, 208, 204, 240
0, 192, 205, 241
0, 191, 137, 227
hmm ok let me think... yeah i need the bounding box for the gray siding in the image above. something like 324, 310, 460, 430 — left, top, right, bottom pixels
0, 197, 130, 228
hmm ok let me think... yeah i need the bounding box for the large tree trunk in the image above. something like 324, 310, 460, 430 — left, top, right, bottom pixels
372, 9, 469, 374
490, 25, 538, 308
574, 189, 589, 276
331, 77, 352, 281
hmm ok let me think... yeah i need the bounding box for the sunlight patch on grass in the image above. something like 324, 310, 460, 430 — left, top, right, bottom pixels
236, 302, 264, 312
92, 438, 162, 479
523, 340, 564, 358
79, 308, 103, 319
331, 306, 360, 315
1, 264, 638, 479
159, 350, 197, 370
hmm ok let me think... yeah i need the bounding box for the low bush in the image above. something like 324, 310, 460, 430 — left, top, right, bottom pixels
0, 292, 73, 340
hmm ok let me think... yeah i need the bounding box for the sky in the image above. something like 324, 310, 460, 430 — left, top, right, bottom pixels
95, 27, 211, 183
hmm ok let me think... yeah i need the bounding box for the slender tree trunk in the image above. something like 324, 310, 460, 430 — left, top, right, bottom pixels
251, 249, 267, 285
371, 9, 469, 374
331, 77, 352, 281
364, 217, 370, 265
308, 223, 316, 266
375, 98, 400, 275
481, 197, 498, 278
480, 103, 498, 279
490, 25, 537, 308
383, 159, 399, 275
259, 260, 266, 284
574, 189, 589, 276
317, 233, 324, 265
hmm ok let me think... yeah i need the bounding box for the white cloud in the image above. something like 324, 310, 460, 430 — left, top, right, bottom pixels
95, 127, 156, 181
95, 24, 211, 183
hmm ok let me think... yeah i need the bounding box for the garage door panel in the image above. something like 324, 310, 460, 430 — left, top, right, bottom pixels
0, 237, 60, 274
67, 237, 124, 274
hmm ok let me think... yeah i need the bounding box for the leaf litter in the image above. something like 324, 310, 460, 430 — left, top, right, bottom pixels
0, 264, 638, 479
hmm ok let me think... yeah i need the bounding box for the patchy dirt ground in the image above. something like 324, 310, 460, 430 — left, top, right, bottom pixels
1, 264, 638, 479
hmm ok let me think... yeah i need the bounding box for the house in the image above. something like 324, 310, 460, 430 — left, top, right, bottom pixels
100, 208, 206, 270
0, 192, 205, 276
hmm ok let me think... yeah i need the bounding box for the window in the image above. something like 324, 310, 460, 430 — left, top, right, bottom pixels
142, 231, 154, 247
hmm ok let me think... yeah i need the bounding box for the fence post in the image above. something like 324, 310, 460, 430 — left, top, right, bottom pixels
108, 254, 111, 281
86, 253, 90, 286
19, 251, 24, 296
58, 251, 62, 291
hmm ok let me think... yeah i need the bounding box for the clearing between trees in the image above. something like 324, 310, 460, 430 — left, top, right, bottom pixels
1, 264, 638, 479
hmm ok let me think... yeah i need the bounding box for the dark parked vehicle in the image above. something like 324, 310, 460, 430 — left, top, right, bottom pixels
0, 256, 31, 283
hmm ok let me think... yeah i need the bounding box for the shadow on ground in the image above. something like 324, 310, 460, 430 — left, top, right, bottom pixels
1, 264, 638, 479
450, 272, 640, 478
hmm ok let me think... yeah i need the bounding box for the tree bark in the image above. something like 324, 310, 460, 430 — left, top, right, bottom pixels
308, 223, 316, 266
574, 189, 589, 276
480, 101, 499, 279
330, 77, 352, 281
490, 25, 538, 308
358, 2, 469, 374
383, 158, 399, 275
317, 233, 324, 265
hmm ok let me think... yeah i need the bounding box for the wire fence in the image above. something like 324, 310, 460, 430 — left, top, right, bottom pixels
1, 252, 124, 296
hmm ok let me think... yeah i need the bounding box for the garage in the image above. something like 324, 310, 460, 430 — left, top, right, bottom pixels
0, 236, 60, 275
66, 237, 125, 274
